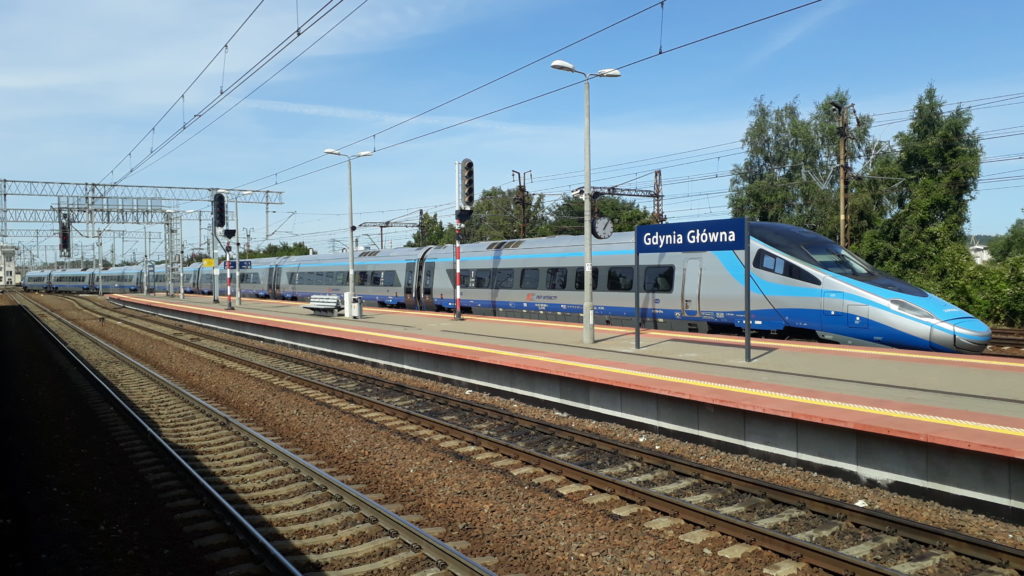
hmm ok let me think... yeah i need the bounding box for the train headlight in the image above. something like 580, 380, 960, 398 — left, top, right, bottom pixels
889, 299, 935, 320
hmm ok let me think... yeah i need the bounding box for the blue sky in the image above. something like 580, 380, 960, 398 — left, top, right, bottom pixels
3, 0, 1022, 262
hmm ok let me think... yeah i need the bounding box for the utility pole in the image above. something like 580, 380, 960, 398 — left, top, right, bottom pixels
512, 170, 532, 238
832, 101, 853, 248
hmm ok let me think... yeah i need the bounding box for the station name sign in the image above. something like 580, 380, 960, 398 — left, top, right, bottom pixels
636, 218, 745, 253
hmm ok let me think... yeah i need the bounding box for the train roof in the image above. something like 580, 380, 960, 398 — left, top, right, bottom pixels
748, 222, 831, 252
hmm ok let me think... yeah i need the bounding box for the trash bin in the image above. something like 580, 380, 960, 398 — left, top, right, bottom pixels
350, 295, 362, 319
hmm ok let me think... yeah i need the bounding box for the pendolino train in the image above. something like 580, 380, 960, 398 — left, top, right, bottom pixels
23, 222, 991, 354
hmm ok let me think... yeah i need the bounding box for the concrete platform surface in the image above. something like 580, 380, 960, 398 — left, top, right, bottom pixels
109, 293, 1024, 457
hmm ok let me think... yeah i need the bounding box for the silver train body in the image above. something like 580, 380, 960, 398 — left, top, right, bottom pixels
22, 223, 991, 354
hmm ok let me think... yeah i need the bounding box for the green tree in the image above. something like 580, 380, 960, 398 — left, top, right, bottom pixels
728, 90, 878, 240
248, 241, 314, 258
973, 256, 1024, 327
987, 219, 1024, 262
547, 194, 652, 237
856, 85, 981, 299
407, 211, 454, 247
461, 186, 548, 242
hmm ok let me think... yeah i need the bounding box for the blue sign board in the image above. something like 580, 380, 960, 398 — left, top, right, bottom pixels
223, 260, 252, 269
632, 217, 752, 361
636, 217, 745, 253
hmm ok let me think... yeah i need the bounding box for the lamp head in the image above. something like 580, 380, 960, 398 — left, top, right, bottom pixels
595, 68, 621, 78
550, 59, 576, 73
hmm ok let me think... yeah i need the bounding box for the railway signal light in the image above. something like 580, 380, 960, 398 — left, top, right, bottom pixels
212, 192, 226, 228
460, 158, 474, 207
59, 223, 71, 256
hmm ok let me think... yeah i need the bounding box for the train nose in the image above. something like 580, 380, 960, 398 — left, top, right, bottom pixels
930, 317, 991, 354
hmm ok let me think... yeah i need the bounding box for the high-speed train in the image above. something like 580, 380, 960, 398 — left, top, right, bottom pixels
22, 222, 991, 354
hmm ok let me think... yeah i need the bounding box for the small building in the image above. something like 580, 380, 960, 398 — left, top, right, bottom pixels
969, 241, 991, 265
0, 245, 16, 286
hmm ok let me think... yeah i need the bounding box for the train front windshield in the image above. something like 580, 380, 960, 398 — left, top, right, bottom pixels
802, 244, 875, 276
800, 242, 926, 297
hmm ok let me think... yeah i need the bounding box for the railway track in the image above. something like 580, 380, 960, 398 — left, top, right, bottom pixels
990, 328, 1024, 348
47, 294, 1024, 576
17, 293, 496, 576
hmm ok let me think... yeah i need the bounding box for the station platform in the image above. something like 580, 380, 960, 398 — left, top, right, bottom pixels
107, 293, 1024, 519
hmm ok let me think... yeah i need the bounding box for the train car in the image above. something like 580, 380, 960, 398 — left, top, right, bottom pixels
97, 265, 143, 294
745, 222, 989, 353
23, 270, 53, 292
426, 234, 679, 323
50, 268, 96, 293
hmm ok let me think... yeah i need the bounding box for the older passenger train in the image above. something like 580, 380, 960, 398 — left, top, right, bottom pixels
23, 222, 991, 354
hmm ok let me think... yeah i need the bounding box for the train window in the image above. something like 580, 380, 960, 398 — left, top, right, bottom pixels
760, 253, 786, 274
608, 267, 634, 291
494, 269, 514, 289
455, 269, 485, 288
545, 268, 568, 290
803, 244, 875, 277
573, 267, 597, 290
357, 271, 369, 286
755, 250, 821, 285
520, 268, 539, 289
643, 266, 674, 292
473, 269, 491, 288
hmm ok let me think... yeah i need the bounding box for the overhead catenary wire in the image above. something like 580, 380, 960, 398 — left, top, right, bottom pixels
101, 0, 267, 184
103, 0, 366, 185
235, 1, 821, 192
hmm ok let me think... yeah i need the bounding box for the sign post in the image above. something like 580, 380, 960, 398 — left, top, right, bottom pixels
454, 159, 474, 321
634, 217, 751, 361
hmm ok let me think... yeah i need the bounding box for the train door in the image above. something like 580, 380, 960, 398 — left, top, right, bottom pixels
268, 266, 282, 299
682, 258, 702, 316
403, 262, 417, 309
420, 260, 435, 311
143, 262, 155, 293
822, 290, 844, 333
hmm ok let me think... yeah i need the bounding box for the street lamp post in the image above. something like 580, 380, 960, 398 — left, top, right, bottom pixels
323, 149, 373, 318
227, 190, 252, 308
551, 59, 620, 345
